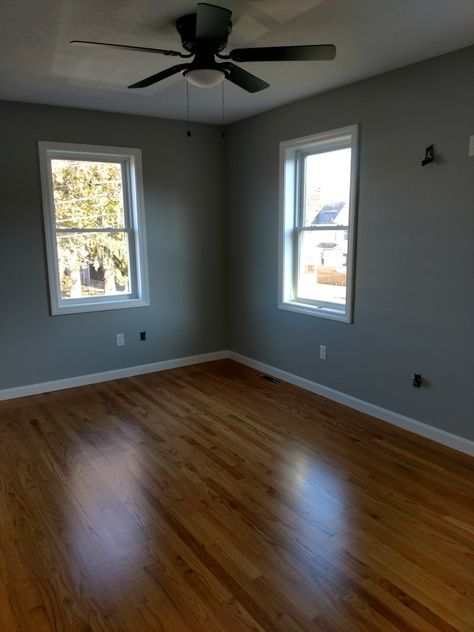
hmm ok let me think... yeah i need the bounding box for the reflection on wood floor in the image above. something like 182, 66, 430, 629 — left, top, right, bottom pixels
0, 359, 473, 631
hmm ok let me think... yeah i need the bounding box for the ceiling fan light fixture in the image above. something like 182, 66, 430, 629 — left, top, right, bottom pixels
184, 67, 225, 88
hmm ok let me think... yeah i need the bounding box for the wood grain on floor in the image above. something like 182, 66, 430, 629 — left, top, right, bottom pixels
0, 359, 473, 631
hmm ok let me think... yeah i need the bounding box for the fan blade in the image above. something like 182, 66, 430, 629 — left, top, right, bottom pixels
229, 44, 336, 62
70, 40, 186, 57
220, 63, 269, 93
128, 63, 191, 89
196, 3, 232, 40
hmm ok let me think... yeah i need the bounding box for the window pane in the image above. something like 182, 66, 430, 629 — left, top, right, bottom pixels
303, 148, 351, 227
57, 232, 131, 299
297, 229, 347, 306
51, 160, 126, 229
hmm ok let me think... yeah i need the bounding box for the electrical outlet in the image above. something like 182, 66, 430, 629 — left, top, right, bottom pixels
319, 345, 327, 360
116, 333, 124, 347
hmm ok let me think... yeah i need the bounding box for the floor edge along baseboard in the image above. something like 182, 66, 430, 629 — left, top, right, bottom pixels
0, 351, 228, 401
228, 352, 474, 458
1, 349, 472, 457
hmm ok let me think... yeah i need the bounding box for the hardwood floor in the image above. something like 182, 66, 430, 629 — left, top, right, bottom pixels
0, 359, 473, 631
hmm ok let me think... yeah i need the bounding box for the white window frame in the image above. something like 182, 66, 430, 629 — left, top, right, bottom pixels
38, 141, 149, 315
279, 125, 359, 323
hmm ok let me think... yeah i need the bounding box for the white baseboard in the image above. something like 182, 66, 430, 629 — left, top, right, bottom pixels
0, 351, 228, 402
228, 351, 474, 457
1, 348, 472, 457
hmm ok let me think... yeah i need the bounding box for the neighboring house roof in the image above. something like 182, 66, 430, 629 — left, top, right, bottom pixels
316, 242, 337, 249
312, 201, 346, 225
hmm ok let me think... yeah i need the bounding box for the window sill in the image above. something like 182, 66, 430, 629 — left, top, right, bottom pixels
278, 300, 351, 323
51, 297, 150, 316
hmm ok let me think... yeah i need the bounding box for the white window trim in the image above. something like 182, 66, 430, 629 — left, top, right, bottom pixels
278, 125, 359, 323
38, 141, 149, 315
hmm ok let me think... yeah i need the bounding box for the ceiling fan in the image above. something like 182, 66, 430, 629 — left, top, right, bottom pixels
71, 2, 336, 93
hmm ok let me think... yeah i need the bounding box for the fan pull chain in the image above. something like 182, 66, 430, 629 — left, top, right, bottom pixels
221, 80, 225, 138
186, 78, 191, 138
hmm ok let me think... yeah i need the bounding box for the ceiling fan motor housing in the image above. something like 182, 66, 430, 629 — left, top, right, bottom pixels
176, 13, 232, 53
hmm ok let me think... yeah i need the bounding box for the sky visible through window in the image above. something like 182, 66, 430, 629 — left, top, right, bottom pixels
304, 148, 351, 226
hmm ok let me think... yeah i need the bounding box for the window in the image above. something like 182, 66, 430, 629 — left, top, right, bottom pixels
38, 142, 149, 315
279, 125, 358, 322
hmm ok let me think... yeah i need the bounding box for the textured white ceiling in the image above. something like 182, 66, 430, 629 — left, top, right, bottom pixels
1, 0, 474, 123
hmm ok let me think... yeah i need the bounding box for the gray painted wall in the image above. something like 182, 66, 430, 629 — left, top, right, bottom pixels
226, 46, 474, 441
1, 46, 473, 442
0, 102, 227, 388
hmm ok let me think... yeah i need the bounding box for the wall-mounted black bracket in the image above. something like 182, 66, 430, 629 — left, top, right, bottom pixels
412, 373, 422, 388
421, 145, 434, 166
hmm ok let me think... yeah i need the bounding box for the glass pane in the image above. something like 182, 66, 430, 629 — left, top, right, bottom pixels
51, 160, 125, 229
57, 232, 131, 299
303, 148, 351, 227
297, 229, 348, 306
